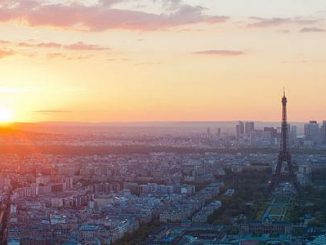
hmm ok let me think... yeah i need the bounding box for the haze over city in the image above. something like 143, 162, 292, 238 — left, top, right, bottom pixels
0, 0, 326, 123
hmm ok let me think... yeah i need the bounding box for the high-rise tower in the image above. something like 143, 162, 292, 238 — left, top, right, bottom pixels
269, 90, 300, 192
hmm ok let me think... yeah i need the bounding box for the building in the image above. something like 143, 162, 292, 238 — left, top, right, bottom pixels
290, 125, 298, 146
297, 164, 312, 186
240, 221, 293, 235
236, 121, 245, 138
217, 128, 221, 138
245, 122, 255, 136
320, 121, 326, 144
264, 127, 278, 138
269, 91, 300, 191
304, 121, 320, 145
250, 130, 274, 146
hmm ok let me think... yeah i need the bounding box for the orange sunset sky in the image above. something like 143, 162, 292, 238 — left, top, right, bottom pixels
0, 0, 326, 123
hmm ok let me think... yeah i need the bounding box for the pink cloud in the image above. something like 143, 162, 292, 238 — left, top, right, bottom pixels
65, 42, 109, 51
37, 42, 63, 48
0, 39, 108, 59
0, 0, 228, 31
46, 52, 94, 60
3, 40, 108, 51
193, 50, 245, 56
0, 49, 14, 58
46, 52, 66, 59
18, 41, 62, 48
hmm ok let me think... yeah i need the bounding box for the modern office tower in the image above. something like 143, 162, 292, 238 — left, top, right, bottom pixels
290, 125, 297, 146
206, 127, 214, 144
320, 121, 326, 144
236, 124, 241, 138
216, 128, 221, 138
264, 127, 278, 145
207, 128, 211, 138
245, 121, 255, 136
236, 121, 245, 138
304, 121, 320, 145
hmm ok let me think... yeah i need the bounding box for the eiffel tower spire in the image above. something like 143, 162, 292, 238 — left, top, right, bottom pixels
281, 89, 288, 154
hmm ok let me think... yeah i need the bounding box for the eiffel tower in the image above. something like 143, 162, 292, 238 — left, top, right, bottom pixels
269, 90, 300, 192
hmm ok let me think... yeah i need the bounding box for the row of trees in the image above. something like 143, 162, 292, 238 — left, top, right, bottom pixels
288, 185, 326, 226
209, 168, 271, 225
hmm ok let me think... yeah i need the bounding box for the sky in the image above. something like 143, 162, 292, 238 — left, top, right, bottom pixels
0, 0, 326, 123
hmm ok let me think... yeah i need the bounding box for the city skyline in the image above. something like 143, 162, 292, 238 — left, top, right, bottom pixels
1, 0, 326, 122
1, 2, 326, 243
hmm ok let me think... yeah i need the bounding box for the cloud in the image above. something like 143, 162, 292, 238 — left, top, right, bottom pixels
46, 52, 93, 60
193, 50, 245, 56
16, 41, 109, 51
1, 40, 109, 52
0, 39, 107, 59
18, 41, 62, 48
156, 0, 183, 11
248, 17, 317, 28
34, 110, 72, 114
65, 42, 109, 51
134, 61, 162, 66
107, 57, 130, 62
46, 52, 67, 59
281, 59, 310, 64
300, 27, 326, 32
0, 49, 14, 58
0, 0, 228, 31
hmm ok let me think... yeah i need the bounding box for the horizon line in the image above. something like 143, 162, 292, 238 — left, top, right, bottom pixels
9, 120, 322, 125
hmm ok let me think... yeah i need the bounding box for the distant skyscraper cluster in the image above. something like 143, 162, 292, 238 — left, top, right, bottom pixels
236, 121, 255, 138
303, 121, 326, 146
234, 120, 326, 148
235, 119, 295, 147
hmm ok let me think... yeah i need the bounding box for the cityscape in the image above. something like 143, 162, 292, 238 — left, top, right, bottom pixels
1, 0, 326, 244
0, 93, 325, 244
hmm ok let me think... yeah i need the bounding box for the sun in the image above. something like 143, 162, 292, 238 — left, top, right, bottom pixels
0, 107, 14, 124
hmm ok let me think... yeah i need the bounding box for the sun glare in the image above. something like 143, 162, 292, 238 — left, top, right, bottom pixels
0, 107, 14, 124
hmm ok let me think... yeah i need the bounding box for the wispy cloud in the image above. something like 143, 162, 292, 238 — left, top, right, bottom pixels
65, 42, 110, 51
16, 41, 109, 51
277, 29, 291, 34
34, 110, 72, 114
18, 41, 62, 49
46, 52, 67, 59
300, 27, 326, 32
193, 50, 245, 56
0, 49, 14, 58
46, 52, 93, 60
0, 0, 228, 31
248, 17, 317, 28
107, 58, 130, 62
134, 61, 162, 66
0, 40, 109, 59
